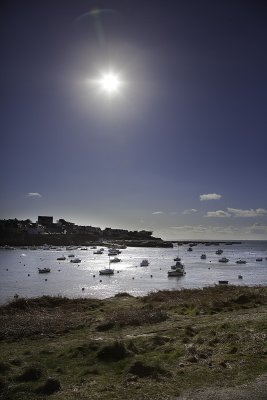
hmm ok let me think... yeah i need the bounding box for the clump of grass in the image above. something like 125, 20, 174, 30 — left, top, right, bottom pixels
35, 377, 61, 395
70, 341, 100, 358
184, 325, 197, 337
1, 295, 101, 313
96, 321, 115, 332
0, 376, 6, 392
143, 286, 267, 314
16, 365, 43, 382
114, 292, 132, 298
0, 362, 10, 374
127, 360, 168, 379
97, 341, 131, 362
101, 306, 168, 328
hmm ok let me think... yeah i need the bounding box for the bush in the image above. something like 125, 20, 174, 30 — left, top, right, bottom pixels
97, 341, 130, 362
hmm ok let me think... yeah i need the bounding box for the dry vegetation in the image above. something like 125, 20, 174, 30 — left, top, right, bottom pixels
0, 286, 266, 399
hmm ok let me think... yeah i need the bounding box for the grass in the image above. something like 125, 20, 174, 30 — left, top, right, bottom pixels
0, 286, 266, 399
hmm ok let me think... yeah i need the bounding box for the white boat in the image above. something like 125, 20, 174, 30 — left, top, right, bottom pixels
108, 249, 121, 256
140, 259, 149, 267
38, 267, 51, 273
57, 256, 66, 261
219, 257, 229, 263
94, 249, 103, 254
236, 259, 246, 264
110, 257, 121, 263
200, 254, 206, 259
70, 258, 81, 263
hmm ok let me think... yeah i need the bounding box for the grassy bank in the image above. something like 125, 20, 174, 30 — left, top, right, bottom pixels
0, 286, 266, 399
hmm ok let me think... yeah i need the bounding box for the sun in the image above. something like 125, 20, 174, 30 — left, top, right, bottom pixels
97, 72, 122, 94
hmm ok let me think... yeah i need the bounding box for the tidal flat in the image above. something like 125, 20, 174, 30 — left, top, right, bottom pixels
0, 285, 266, 399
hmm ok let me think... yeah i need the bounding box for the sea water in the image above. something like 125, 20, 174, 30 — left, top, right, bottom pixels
0, 240, 266, 304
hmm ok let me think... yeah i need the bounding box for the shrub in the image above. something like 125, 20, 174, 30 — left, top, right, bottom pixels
97, 341, 130, 362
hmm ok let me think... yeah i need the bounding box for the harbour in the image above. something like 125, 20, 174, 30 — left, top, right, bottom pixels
0, 240, 266, 304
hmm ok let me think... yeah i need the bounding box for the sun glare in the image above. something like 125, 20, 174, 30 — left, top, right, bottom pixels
98, 72, 122, 94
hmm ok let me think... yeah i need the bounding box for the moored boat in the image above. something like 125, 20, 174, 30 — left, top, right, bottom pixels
140, 259, 149, 267
200, 254, 206, 259
218, 257, 229, 263
168, 261, 185, 277
94, 249, 103, 254
99, 268, 114, 275
38, 267, 51, 273
236, 259, 246, 264
110, 257, 121, 263
70, 258, 81, 263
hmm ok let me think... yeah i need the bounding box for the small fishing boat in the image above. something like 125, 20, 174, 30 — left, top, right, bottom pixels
140, 259, 149, 267
99, 268, 114, 275
256, 258, 263, 262
110, 257, 121, 263
70, 258, 81, 263
218, 257, 229, 263
168, 261, 185, 277
94, 249, 103, 254
218, 280, 228, 285
235, 259, 246, 264
57, 256, 66, 260
216, 249, 223, 255
200, 254, 206, 260
38, 267, 51, 273
99, 259, 114, 275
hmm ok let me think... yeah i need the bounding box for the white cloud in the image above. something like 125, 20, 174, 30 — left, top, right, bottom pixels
170, 225, 208, 232
205, 210, 231, 218
226, 208, 267, 218
204, 208, 267, 218
152, 211, 164, 215
183, 209, 198, 215
200, 193, 222, 201
248, 223, 267, 235
26, 192, 42, 198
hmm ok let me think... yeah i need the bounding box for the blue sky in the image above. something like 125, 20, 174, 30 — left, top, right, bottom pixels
1, 0, 267, 240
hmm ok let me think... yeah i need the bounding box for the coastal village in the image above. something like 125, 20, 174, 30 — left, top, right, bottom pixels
0, 216, 171, 247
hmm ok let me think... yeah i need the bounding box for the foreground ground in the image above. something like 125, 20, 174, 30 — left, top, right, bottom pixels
0, 285, 266, 399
